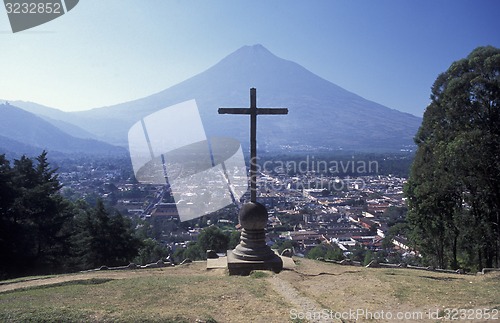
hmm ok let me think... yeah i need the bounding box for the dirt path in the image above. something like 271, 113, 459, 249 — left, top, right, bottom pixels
269, 274, 342, 323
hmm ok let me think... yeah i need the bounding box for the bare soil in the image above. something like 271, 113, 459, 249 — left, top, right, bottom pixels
0, 259, 499, 322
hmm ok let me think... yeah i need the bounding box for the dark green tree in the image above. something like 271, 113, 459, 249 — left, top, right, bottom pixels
275, 239, 296, 255
363, 250, 374, 266
172, 246, 187, 263
135, 238, 169, 265
307, 245, 326, 260
0, 155, 18, 278
197, 225, 230, 253
73, 200, 141, 269
305, 243, 344, 261
183, 242, 204, 261
406, 46, 500, 270
383, 206, 408, 227
349, 244, 366, 262
0, 152, 74, 277
228, 230, 241, 250
325, 245, 345, 261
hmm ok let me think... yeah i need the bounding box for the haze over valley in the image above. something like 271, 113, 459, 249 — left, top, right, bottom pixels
2, 45, 421, 156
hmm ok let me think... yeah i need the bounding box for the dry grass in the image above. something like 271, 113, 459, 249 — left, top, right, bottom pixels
0, 259, 499, 322
279, 258, 500, 322
0, 262, 288, 322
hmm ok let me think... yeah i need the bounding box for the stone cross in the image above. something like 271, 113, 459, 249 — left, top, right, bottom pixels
218, 88, 288, 202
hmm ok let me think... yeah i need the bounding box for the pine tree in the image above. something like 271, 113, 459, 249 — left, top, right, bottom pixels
73, 200, 140, 269
0, 152, 73, 277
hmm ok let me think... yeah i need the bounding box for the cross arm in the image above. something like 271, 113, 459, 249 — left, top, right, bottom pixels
256, 108, 288, 115
218, 107, 288, 115
218, 108, 251, 114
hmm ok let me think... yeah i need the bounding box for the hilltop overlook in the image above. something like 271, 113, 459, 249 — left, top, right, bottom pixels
0, 259, 498, 322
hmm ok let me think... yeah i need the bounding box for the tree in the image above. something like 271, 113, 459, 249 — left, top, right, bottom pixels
307, 244, 344, 260
197, 225, 230, 253
382, 223, 409, 250
275, 239, 296, 255
228, 230, 241, 249
135, 238, 169, 265
73, 200, 141, 269
173, 246, 187, 263
307, 245, 326, 260
170, 226, 232, 263
325, 246, 344, 261
0, 155, 18, 278
363, 250, 374, 266
183, 242, 204, 261
0, 155, 15, 214
349, 244, 366, 262
0, 153, 147, 277
406, 46, 500, 270
0, 152, 74, 277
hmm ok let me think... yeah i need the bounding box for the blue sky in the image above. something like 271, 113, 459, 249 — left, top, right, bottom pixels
0, 0, 499, 116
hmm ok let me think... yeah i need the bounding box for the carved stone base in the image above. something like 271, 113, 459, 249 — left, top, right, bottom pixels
226, 202, 283, 275
227, 250, 283, 276
232, 228, 276, 261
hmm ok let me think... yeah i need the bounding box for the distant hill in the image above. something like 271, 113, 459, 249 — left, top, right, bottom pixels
0, 103, 126, 156
6, 101, 99, 140
6, 100, 69, 121
7, 44, 422, 152
0, 134, 42, 157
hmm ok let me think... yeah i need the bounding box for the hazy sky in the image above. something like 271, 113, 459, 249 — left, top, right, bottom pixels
0, 1, 499, 116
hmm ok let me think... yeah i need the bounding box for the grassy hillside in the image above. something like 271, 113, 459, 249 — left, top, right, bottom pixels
0, 259, 498, 322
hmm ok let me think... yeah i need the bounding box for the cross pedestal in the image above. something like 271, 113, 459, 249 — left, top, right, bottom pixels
219, 88, 287, 275
226, 202, 283, 275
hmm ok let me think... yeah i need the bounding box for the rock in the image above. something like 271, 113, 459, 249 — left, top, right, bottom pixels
339, 259, 353, 265
482, 268, 500, 275
180, 258, 192, 265
165, 259, 174, 266
206, 250, 219, 259
365, 260, 379, 268
280, 248, 293, 257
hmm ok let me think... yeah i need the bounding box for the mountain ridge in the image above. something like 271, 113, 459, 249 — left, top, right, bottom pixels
4, 44, 421, 152
0, 103, 127, 156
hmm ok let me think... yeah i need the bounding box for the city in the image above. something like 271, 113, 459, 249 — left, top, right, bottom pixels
55, 154, 414, 264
